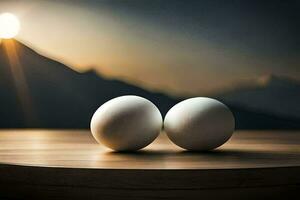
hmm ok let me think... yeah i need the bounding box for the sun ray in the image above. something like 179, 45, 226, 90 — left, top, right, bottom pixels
2, 40, 37, 126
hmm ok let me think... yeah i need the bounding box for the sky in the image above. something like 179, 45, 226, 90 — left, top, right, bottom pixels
0, 0, 299, 95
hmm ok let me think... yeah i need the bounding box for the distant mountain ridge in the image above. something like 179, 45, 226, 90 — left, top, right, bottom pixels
216, 75, 300, 129
218, 75, 300, 118
0, 39, 299, 129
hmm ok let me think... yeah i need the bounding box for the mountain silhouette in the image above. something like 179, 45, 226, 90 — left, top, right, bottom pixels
217, 75, 300, 129
0, 39, 299, 129
0, 39, 179, 128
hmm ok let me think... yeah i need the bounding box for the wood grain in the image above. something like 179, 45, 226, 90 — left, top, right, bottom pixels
0, 130, 299, 199
0, 130, 299, 169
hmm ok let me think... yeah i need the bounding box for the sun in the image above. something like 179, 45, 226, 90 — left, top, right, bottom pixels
0, 13, 20, 39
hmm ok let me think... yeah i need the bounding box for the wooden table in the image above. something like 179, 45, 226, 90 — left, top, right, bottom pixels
0, 130, 299, 200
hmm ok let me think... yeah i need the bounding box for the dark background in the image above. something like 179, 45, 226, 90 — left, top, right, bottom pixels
0, 0, 299, 129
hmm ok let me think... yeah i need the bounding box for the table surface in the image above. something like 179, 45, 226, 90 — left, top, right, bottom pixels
0, 130, 300, 200
0, 129, 299, 169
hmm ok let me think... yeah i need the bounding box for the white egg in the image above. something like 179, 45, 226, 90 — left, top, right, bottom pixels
90, 95, 162, 151
164, 97, 235, 151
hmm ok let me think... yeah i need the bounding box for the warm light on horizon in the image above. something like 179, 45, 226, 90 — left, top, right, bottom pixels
0, 13, 20, 39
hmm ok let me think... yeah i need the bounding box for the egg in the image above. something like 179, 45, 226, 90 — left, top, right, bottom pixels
164, 97, 235, 151
90, 95, 162, 151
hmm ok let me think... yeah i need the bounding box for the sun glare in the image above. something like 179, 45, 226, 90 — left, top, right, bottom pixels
0, 13, 20, 39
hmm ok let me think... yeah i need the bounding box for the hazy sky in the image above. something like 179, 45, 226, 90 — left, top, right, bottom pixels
0, 0, 299, 95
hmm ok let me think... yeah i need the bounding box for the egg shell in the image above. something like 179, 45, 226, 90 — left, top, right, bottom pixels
164, 97, 235, 151
90, 95, 162, 151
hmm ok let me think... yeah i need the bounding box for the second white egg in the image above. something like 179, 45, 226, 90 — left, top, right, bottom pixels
164, 97, 235, 151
